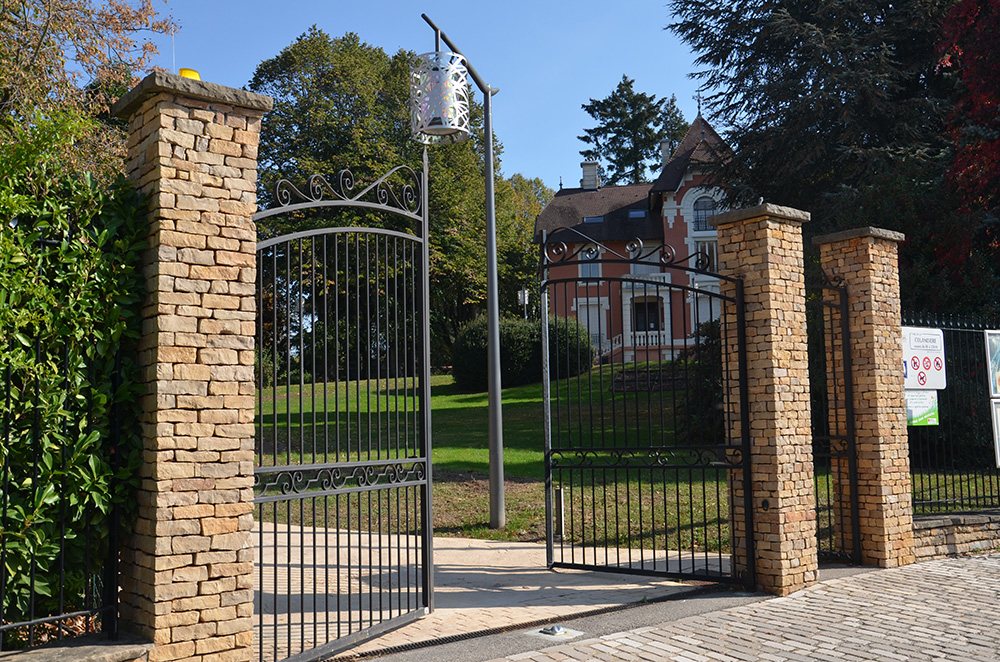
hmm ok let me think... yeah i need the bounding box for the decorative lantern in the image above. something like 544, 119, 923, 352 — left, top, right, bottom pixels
410, 51, 471, 145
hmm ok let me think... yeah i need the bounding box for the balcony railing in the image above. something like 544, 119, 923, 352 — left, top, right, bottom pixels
606, 330, 675, 353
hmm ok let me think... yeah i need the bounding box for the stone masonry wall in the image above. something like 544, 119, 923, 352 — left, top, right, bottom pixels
815, 228, 914, 568
711, 204, 818, 596
914, 513, 1000, 560
111, 72, 272, 662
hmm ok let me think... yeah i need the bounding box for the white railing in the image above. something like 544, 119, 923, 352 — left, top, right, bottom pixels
624, 272, 670, 285
606, 331, 674, 353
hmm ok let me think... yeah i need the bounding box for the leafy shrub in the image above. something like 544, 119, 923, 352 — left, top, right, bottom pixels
546, 315, 594, 380
451, 316, 593, 392
0, 111, 146, 645
674, 320, 724, 445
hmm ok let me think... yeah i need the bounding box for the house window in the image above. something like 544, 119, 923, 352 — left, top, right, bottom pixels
579, 261, 601, 279
633, 299, 661, 332
628, 209, 646, 219
583, 215, 603, 224
694, 240, 718, 272
693, 197, 716, 231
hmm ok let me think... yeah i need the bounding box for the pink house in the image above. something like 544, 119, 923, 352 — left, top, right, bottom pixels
535, 116, 728, 363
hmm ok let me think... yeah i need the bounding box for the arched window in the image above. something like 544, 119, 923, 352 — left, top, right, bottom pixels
693, 196, 717, 231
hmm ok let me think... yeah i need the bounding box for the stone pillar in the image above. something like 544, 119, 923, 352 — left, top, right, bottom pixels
711, 203, 818, 596
111, 72, 271, 661
814, 227, 914, 567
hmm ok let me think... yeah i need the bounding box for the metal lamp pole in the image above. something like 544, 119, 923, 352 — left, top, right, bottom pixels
417, 14, 505, 529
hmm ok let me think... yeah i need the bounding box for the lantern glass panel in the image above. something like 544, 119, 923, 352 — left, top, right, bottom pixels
410, 51, 471, 145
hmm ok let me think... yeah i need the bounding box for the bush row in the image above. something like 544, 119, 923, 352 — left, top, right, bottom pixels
451, 316, 593, 391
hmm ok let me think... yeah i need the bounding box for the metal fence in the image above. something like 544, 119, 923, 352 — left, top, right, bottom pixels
0, 343, 121, 650
540, 233, 753, 587
904, 311, 1000, 515
807, 274, 860, 563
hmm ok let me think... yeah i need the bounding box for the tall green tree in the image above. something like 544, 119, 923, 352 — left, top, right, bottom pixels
495, 174, 553, 318
668, 0, 999, 313
249, 28, 523, 363
667, 0, 956, 221
578, 75, 688, 185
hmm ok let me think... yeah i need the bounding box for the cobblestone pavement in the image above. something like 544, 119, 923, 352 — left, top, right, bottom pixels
489, 554, 1000, 662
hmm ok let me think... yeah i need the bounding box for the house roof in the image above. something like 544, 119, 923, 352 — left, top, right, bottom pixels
533, 183, 659, 244
650, 116, 728, 194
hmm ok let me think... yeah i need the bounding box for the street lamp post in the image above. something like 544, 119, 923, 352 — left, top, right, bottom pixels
410, 14, 505, 529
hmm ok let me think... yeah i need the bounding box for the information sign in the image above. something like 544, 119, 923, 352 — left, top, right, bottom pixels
905, 390, 939, 426
902, 327, 946, 390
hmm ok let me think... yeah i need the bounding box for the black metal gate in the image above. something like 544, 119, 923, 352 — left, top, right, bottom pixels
253, 161, 433, 662
539, 231, 752, 586
807, 271, 860, 563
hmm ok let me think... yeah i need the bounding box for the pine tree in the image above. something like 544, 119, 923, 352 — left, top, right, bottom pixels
667, 0, 999, 313
578, 75, 688, 186
667, 0, 956, 220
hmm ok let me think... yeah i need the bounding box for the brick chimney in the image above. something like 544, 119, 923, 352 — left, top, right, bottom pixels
660, 138, 674, 167
580, 160, 600, 190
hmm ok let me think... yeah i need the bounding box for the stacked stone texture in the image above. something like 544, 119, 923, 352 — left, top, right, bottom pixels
816, 228, 915, 567
711, 204, 819, 596
913, 514, 1000, 559
112, 73, 271, 662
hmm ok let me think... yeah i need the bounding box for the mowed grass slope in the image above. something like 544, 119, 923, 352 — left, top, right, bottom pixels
256, 372, 737, 547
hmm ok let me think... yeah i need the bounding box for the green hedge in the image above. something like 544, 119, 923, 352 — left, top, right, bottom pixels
0, 112, 146, 644
451, 316, 593, 391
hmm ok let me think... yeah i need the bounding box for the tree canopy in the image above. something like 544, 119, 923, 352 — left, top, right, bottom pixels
249, 28, 545, 362
578, 75, 688, 186
0, 0, 175, 178
668, 0, 999, 314
940, 0, 1000, 214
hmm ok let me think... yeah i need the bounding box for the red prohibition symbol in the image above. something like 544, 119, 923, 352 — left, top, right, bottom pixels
923, 356, 932, 370
911, 357, 921, 371
934, 357, 943, 371
918, 372, 927, 385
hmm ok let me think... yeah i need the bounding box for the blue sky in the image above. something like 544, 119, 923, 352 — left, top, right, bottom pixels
150, 0, 703, 192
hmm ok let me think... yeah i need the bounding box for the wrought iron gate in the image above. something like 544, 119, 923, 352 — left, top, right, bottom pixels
253, 161, 433, 662
539, 231, 752, 586
807, 271, 860, 562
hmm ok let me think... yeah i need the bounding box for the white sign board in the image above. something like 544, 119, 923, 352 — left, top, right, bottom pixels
902, 327, 946, 390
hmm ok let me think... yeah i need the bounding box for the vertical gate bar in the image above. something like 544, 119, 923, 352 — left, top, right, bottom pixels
58, 346, 68, 636
365, 234, 372, 461
310, 240, 317, 464
347, 236, 355, 636
419, 148, 434, 612
735, 277, 755, 589
0, 352, 10, 649
28, 338, 40, 646
406, 244, 415, 613
541, 240, 554, 568
839, 285, 860, 563
296, 239, 306, 654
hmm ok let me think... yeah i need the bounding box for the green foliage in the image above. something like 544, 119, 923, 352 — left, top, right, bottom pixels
0, 110, 146, 641
668, 0, 956, 214
674, 321, 724, 446
826, 161, 999, 314
579, 75, 689, 185
668, 0, 1000, 315
452, 316, 593, 392
250, 28, 539, 364
495, 174, 553, 319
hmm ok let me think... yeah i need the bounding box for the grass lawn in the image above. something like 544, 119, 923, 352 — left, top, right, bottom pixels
256, 372, 744, 551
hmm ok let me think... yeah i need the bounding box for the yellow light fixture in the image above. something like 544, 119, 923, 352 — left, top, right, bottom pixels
178, 68, 201, 81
